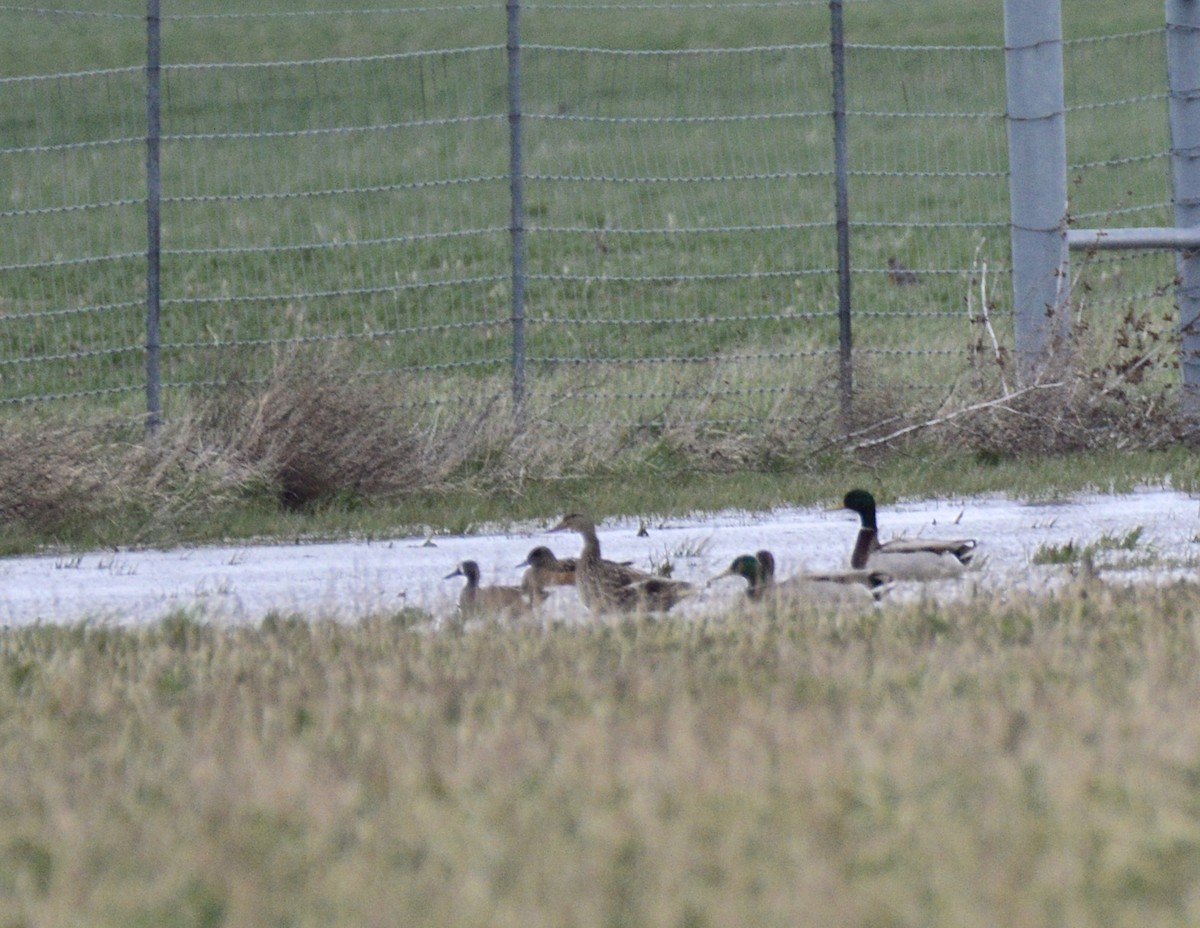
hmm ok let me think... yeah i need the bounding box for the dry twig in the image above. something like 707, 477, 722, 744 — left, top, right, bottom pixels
848, 382, 1066, 452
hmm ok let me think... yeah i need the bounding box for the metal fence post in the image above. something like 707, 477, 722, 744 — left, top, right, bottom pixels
1003, 0, 1070, 385
1167, 0, 1200, 417
507, 0, 527, 426
830, 0, 853, 428
145, 0, 163, 436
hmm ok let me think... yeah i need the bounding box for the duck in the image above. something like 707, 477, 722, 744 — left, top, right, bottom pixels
712, 550, 890, 604
516, 546, 577, 605
444, 560, 531, 618
548, 512, 692, 613
835, 489, 976, 579
709, 550, 775, 601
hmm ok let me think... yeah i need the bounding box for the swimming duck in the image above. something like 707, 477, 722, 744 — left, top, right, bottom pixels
836, 489, 976, 579
548, 512, 692, 613
712, 550, 890, 604
444, 560, 531, 618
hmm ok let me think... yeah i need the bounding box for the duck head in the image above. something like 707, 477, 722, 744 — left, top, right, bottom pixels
518, 546, 562, 569
444, 560, 480, 584
838, 489, 879, 527
549, 512, 595, 535
711, 553, 764, 588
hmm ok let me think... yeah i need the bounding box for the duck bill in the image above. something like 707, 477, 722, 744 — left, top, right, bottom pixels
443, 568, 463, 580
706, 567, 737, 586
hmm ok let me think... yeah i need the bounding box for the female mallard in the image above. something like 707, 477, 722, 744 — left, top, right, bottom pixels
548, 512, 692, 613
712, 550, 890, 604
836, 489, 976, 579
444, 560, 531, 618
516, 546, 576, 605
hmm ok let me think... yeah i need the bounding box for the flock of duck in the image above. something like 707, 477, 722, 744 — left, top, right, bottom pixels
443, 489, 978, 620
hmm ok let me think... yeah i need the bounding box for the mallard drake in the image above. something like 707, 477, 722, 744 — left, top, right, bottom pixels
548, 512, 692, 613
444, 560, 531, 618
712, 550, 890, 604
516, 546, 576, 605
835, 489, 976, 579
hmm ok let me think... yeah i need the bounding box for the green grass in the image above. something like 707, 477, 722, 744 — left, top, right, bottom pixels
247, 448, 1195, 547
0, 0, 1178, 432
1032, 526, 1145, 565
4, 586, 1200, 927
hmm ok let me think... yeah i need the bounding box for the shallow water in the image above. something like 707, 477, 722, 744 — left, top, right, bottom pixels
4, 487, 1197, 626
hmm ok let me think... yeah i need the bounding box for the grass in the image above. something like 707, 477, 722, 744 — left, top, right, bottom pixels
4, 586, 1200, 927
0, 242, 1186, 557
0, 0, 1178, 435
0, 224, 1189, 554
0, 368, 1196, 555
2, 7, 1198, 925
1032, 526, 1146, 566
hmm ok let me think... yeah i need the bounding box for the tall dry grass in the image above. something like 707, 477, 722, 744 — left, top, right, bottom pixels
2, 583, 1200, 927
0, 352, 513, 545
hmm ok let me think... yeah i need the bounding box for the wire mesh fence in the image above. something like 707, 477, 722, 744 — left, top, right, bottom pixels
1063, 23, 1175, 325
0, 0, 1178, 440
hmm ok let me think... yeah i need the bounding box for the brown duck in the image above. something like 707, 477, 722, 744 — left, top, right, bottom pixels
516, 546, 577, 605
548, 512, 692, 613
444, 560, 531, 618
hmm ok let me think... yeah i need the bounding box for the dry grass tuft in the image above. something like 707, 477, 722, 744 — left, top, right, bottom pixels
0, 416, 270, 544
0, 353, 527, 542
185, 350, 501, 508
0, 421, 120, 537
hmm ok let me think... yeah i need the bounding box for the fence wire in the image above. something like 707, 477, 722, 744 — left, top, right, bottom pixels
0, 0, 1177, 434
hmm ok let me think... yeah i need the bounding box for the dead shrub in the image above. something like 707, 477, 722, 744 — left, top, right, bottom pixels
842, 299, 1192, 459
956, 302, 1189, 455
949, 372, 1184, 457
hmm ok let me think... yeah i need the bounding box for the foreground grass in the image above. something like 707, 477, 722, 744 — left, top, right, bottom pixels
3, 586, 1200, 927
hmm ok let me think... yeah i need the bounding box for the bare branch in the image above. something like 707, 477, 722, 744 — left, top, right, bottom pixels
847, 382, 1067, 452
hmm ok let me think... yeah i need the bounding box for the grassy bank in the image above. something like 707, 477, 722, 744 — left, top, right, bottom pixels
3, 587, 1200, 927
0, 396, 1195, 555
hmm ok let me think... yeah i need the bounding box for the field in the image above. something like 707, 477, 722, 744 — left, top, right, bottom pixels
0, 0, 1180, 436
3, 2, 1200, 925
0, 487, 1199, 926
5, 577, 1200, 927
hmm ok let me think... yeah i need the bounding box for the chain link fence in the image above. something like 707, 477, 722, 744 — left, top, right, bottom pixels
0, 1, 1176, 437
